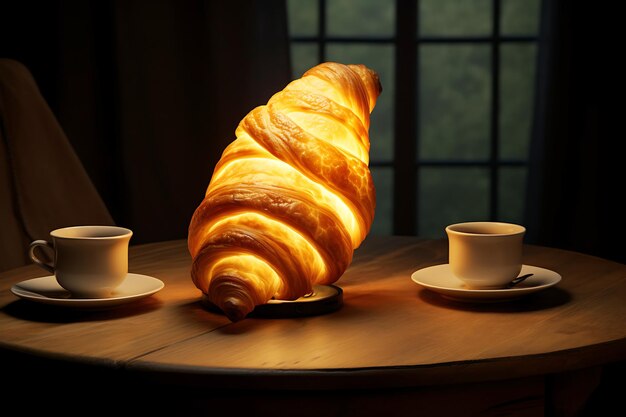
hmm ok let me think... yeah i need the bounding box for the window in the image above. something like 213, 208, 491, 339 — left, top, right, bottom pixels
288, 0, 540, 237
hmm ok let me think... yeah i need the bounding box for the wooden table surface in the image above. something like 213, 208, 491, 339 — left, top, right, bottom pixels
1, 235, 625, 395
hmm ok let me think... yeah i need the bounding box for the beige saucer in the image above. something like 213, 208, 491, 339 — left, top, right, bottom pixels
11, 273, 164, 308
411, 264, 561, 302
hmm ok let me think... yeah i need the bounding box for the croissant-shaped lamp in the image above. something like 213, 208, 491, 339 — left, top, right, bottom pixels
188, 62, 381, 322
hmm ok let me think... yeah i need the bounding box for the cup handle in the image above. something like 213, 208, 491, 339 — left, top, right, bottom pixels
29, 240, 55, 273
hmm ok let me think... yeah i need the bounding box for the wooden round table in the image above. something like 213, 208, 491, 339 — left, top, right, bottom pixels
1, 236, 625, 416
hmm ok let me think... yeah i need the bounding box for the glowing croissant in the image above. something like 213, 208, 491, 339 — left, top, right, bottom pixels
188, 62, 381, 321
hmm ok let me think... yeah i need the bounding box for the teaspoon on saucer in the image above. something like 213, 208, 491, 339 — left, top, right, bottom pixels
507, 273, 534, 288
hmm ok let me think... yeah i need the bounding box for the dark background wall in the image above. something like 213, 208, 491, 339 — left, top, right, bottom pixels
0, 0, 623, 265
0, 0, 291, 244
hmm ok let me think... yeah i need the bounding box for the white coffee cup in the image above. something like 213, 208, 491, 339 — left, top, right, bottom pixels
446, 222, 526, 289
29, 225, 133, 298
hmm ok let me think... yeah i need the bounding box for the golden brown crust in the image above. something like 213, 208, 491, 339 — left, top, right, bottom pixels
240, 106, 375, 238
188, 62, 380, 321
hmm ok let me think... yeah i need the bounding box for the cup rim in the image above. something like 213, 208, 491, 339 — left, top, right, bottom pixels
446, 221, 525, 237
50, 225, 133, 240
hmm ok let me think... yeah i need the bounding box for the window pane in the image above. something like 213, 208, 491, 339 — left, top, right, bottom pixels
419, 45, 491, 160
287, 0, 318, 37
498, 167, 527, 224
419, 0, 491, 37
418, 167, 489, 238
501, 0, 541, 36
290, 43, 319, 79
327, 44, 394, 162
370, 167, 393, 235
327, 0, 395, 37
500, 44, 537, 160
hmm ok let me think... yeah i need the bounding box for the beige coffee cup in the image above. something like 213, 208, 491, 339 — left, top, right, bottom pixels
446, 222, 526, 289
29, 225, 133, 298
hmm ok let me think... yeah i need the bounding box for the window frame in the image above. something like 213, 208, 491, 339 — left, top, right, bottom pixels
289, 0, 539, 235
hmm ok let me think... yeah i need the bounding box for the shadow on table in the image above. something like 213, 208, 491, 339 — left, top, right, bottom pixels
174, 299, 233, 328
173, 300, 326, 335
417, 287, 572, 313
1, 297, 163, 323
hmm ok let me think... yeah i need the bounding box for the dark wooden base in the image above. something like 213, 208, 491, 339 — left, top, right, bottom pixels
201, 284, 343, 319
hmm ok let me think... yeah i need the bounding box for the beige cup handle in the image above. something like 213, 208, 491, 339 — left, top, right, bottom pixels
29, 240, 55, 273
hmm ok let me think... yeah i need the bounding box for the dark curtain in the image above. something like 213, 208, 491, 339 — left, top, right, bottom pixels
525, 0, 623, 264
0, 59, 115, 271
0, 0, 291, 244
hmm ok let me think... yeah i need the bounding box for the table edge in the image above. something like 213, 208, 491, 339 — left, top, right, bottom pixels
3, 337, 625, 390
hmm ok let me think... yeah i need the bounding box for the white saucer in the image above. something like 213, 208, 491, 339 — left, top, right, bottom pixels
11, 273, 164, 309
411, 264, 561, 302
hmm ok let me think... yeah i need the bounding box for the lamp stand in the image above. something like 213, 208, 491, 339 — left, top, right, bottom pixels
201, 284, 343, 319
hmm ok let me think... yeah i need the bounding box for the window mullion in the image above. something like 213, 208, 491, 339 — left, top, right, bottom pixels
489, 0, 501, 221
393, 0, 418, 235
318, 0, 326, 62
